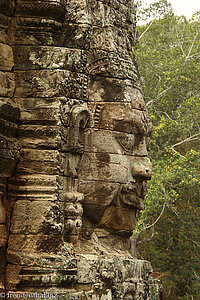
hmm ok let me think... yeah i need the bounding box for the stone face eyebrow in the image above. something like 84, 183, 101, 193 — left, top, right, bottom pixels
96, 105, 152, 135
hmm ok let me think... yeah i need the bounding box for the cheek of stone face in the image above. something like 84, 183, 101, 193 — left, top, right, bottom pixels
78, 153, 129, 183
78, 181, 120, 224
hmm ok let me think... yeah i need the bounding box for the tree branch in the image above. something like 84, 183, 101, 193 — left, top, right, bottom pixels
182, 232, 200, 248
137, 226, 155, 244
185, 31, 199, 63
155, 85, 173, 101
168, 133, 200, 149
139, 19, 154, 40
146, 85, 173, 108
163, 112, 178, 124
170, 148, 186, 159
143, 199, 166, 231
138, 192, 166, 235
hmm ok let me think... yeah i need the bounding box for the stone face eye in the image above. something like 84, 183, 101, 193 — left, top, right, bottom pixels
116, 134, 136, 153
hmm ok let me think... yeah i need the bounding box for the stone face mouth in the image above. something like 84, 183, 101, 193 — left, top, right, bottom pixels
121, 182, 145, 197
120, 183, 146, 209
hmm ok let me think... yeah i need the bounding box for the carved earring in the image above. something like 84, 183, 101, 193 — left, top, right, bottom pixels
69, 104, 92, 153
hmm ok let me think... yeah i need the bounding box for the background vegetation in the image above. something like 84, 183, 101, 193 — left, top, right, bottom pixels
135, 1, 200, 299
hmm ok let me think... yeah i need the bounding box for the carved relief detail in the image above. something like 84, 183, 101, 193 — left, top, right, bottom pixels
64, 192, 84, 244
16, 0, 66, 22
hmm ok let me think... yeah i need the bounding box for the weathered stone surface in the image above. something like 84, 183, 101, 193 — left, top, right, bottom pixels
0, 0, 15, 16
84, 129, 149, 156
8, 174, 58, 202
7, 234, 64, 256
91, 0, 136, 28
0, 72, 15, 97
0, 43, 14, 71
0, 0, 162, 297
15, 149, 59, 175
79, 153, 152, 182
9, 17, 64, 46
0, 31, 10, 44
15, 70, 88, 99
88, 50, 138, 80
0, 97, 19, 291
14, 46, 87, 72
0, 225, 7, 246
0, 101, 20, 177
88, 76, 143, 105
15, 0, 66, 22
5, 264, 21, 291
10, 200, 63, 234
65, 0, 91, 24
73, 255, 160, 300
62, 23, 91, 49
91, 26, 135, 53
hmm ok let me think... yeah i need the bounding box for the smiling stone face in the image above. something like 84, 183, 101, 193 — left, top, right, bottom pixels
78, 102, 152, 237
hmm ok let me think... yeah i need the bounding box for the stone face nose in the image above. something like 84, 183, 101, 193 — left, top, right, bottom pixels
131, 158, 152, 180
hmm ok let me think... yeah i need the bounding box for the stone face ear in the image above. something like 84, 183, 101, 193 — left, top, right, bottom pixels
69, 105, 92, 152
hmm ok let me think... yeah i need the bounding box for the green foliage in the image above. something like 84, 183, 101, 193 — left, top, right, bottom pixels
135, 1, 200, 298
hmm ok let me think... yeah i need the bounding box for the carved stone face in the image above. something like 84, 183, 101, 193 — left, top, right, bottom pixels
78, 102, 152, 237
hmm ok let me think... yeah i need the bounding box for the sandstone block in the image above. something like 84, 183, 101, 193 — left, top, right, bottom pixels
65, 0, 91, 24
0, 224, 7, 247
8, 174, 59, 201
78, 181, 120, 207
92, 26, 135, 53
6, 264, 22, 291
91, 0, 131, 28
62, 23, 91, 49
0, 31, 9, 44
10, 17, 63, 46
88, 50, 138, 80
10, 200, 63, 234
20, 107, 58, 124
14, 46, 87, 73
15, 70, 88, 99
76, 255, 154, 284
88, 76, 143, 105
95, 103, 151, 134
99, 206, 136, 233
14, 97, 60, 111
0, 43, 14, 71
0, 72, 15, 97
16, 149, 59, 175
0, 119, 18, 137
7, 234, 64, 255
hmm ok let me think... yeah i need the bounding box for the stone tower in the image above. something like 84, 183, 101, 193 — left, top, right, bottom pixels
0, 0, 161, 298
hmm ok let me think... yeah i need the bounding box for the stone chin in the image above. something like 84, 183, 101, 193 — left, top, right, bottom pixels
79, 182, 146, 239
98, 205, 138, 238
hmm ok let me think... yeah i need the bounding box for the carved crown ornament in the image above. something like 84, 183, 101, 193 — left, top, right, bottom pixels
16, 0, 66, 22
